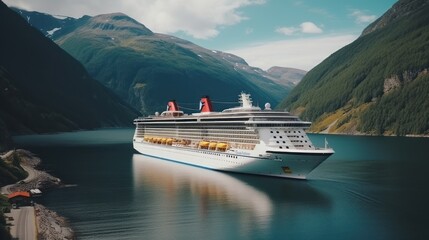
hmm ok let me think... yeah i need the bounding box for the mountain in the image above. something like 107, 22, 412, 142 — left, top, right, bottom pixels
266, 67, 306, 88
0, 2, 138, 137
12, 9, 303, 114
278, 0, 429, 136
10, 7, 82, 38
0, 116, 12, 151
362, 0, 428, 36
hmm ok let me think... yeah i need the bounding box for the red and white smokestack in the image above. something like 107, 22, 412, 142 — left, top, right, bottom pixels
167, 100, 179, 111
199, 96, 213, 112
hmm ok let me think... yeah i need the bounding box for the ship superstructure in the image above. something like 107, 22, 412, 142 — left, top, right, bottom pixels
133, 93, 334, 179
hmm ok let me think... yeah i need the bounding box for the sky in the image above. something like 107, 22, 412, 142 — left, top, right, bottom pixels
4, 0, 397, 71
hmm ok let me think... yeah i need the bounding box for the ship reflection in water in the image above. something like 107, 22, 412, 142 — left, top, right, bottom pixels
132, 154, 330, 239
132, 154, 272, 228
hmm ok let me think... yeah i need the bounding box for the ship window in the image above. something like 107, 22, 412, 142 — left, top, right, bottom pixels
283, 141, 286, 143
294, 131, 296, 133
276, 141, 279, 143
286, 146, 289, 149
274, 136, 277, 138
276, 131, 279, 133
279, 146, 283, 149
280, 136, 283, 138
270, 131, 273, 133
305, 140, 307, 143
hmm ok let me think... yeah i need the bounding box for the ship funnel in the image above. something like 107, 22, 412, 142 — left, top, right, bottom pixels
199, 96, 213, 112
167, 100, 179, 111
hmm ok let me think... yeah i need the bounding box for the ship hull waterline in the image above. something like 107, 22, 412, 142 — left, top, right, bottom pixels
133, 141, 332, 179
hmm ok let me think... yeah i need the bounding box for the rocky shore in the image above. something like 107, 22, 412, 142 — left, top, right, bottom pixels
1, 150, 61, 193
1, 149, 75, 240
35, 204, 74, 240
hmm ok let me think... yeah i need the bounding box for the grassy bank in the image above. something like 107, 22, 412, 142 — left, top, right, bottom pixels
0, 150, 28, 187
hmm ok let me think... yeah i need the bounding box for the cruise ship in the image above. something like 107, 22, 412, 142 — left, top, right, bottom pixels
133, 93, 334, 179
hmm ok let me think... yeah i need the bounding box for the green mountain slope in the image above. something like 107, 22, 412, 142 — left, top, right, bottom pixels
12, 9, 301, 114
278, 0, 429, 136
0, 2, 138, 136
54, 13, 291, 113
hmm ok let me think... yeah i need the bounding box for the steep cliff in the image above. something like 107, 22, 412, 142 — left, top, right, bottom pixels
278, 0, 429, 135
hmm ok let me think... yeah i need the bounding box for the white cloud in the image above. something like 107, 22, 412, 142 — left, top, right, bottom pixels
276, 21, 322, 36
245, 27, 254, 35
275, 27, 298, 35
300, 22, 323, 33
3, 0, 265, 39
226, 34, 357, 71
351, 10, 377, 24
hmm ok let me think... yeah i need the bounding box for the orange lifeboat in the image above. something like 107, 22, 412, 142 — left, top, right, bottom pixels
216, 143, 228, 151
209, 142, 217, 150
199, 141, 210, 149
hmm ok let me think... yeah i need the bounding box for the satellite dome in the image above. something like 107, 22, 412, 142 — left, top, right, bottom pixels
264, 102, 271, 110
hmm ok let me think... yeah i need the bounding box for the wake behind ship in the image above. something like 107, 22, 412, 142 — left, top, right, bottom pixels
133, 93, 334, 179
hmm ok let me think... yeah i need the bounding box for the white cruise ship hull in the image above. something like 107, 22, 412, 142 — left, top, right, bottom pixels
133, 140, 332, 179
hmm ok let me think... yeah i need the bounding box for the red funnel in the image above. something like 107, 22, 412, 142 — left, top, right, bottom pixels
199, 96, 213, 112
167, 100, 179, 111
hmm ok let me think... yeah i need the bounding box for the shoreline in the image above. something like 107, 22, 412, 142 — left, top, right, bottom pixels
308, 131, 429, 138
1, 149, 75, 239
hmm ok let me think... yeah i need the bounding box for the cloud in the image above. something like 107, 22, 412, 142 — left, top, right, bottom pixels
350, 10, 377, 24
300, 22, 323, 33
275, 27, 298, 35
226, 34, 357, 71
3, 0, 265, 39
276, 21, 322, 36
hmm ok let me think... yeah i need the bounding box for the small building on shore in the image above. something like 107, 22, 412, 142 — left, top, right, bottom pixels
30, 188, 42, 196
8, 191, 32, 207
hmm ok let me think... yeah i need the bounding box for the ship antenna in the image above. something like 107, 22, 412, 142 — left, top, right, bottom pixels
239, 92, 253, 108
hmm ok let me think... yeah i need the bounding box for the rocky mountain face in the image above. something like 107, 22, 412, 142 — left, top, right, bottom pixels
13, 9, 304, 114
266, 67, 306, 88
10, 7, 81, 38
278, 0, 429, 136
0, 2, 138, 136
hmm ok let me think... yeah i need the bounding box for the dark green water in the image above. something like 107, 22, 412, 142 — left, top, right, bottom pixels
14, 129, 429, 240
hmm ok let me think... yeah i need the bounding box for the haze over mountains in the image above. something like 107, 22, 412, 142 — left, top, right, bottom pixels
278, 0, 429, 136
13, 8, 304, 114
0, 2, 138, 143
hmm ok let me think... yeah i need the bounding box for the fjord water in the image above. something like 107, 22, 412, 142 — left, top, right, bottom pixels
14, 129, 429, 240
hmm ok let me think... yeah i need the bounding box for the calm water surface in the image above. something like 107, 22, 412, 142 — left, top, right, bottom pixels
14, 129, 429, 240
